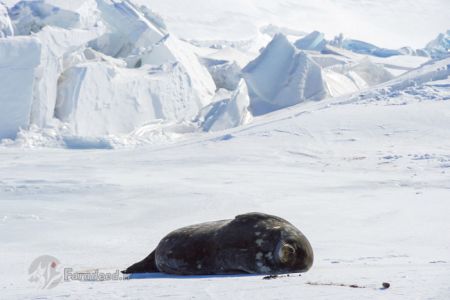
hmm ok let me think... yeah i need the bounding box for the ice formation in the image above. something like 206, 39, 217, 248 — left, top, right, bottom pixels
56, 61, 210, 136
0, 2, 13, 37
243, 34, 327, 115
51, 0, 216, 136
294, 31, 327, 51
0, 0, 216, 139
197, 80, 252, 132
10, 1, 84, 35
31, 26, 104, 127
0, 0, 446, 143
242, 33, 397, 115
425, 30, 450, 59
341, 39, 402, 58
260, 24, 306, 38
0, 37, 41, 139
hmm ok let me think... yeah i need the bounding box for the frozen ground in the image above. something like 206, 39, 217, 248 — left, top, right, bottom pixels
1, 84, 450, 299
1, 0, 450, 299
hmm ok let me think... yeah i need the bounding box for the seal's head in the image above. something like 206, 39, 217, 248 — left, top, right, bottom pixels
275, 234, 314, 273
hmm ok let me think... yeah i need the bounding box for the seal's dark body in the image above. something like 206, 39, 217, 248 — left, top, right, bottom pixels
123, 213, 313, 275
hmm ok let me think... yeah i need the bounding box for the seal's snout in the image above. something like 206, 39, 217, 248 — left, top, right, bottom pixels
275, 234, 314, 273
277, 243, 296, 264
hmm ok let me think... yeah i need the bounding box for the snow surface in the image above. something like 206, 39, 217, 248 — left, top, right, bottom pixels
1, 78, 450, 299
1, 1, 450, 299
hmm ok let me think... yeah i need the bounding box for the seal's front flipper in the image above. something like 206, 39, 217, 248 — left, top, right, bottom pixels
122, 250, 159, 274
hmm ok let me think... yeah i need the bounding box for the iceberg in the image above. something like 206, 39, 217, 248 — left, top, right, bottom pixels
200, 46, 256, 91
243, 34, 327, 115
30, 26, 103, 127
425, 30, 450, 59
294, 31, 327, 51
91, 0, 215, 107
7, 0, 106, 128
242, 34, 398, 115
204, 60, 242, 91
55, 61, 209, 136
140, 36, 216, 107
342, 39, 402, 58
0, 2, 13, 37
91, 0, 168, 58
197, 80, 252, 132
0, 37, 41, 139
9, 0, 86, 35
1, 0, 215, 139
323, 58, 394, 97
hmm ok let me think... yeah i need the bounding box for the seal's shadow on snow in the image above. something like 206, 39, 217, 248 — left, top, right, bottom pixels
127, 273, 261, 280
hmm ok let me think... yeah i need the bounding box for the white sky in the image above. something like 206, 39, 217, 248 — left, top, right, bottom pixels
4, 0, 450, 48
138, 0, 450, 48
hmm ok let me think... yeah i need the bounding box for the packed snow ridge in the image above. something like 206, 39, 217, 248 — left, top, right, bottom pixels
0, 0, 449, 148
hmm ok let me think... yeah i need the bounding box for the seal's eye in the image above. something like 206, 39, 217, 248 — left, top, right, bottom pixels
278, 244, 296, 264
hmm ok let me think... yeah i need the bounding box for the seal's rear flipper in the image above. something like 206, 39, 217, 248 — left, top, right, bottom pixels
122, 250, 159, 274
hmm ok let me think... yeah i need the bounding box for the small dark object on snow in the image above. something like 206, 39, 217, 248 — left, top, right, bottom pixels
263, 274, 296, 280
263, 275, 279, 280
382, 282, 391, 289
306, 282, 365, 289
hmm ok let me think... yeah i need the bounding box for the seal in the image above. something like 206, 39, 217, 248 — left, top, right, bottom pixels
122, 212, 313, 275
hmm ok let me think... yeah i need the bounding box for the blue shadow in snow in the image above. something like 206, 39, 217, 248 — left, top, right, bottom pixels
63, 136, 114, 150
127, 272, 261, 280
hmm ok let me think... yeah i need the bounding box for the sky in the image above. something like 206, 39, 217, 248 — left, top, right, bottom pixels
3, 0, 450, 48
138, 0, 450, 48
